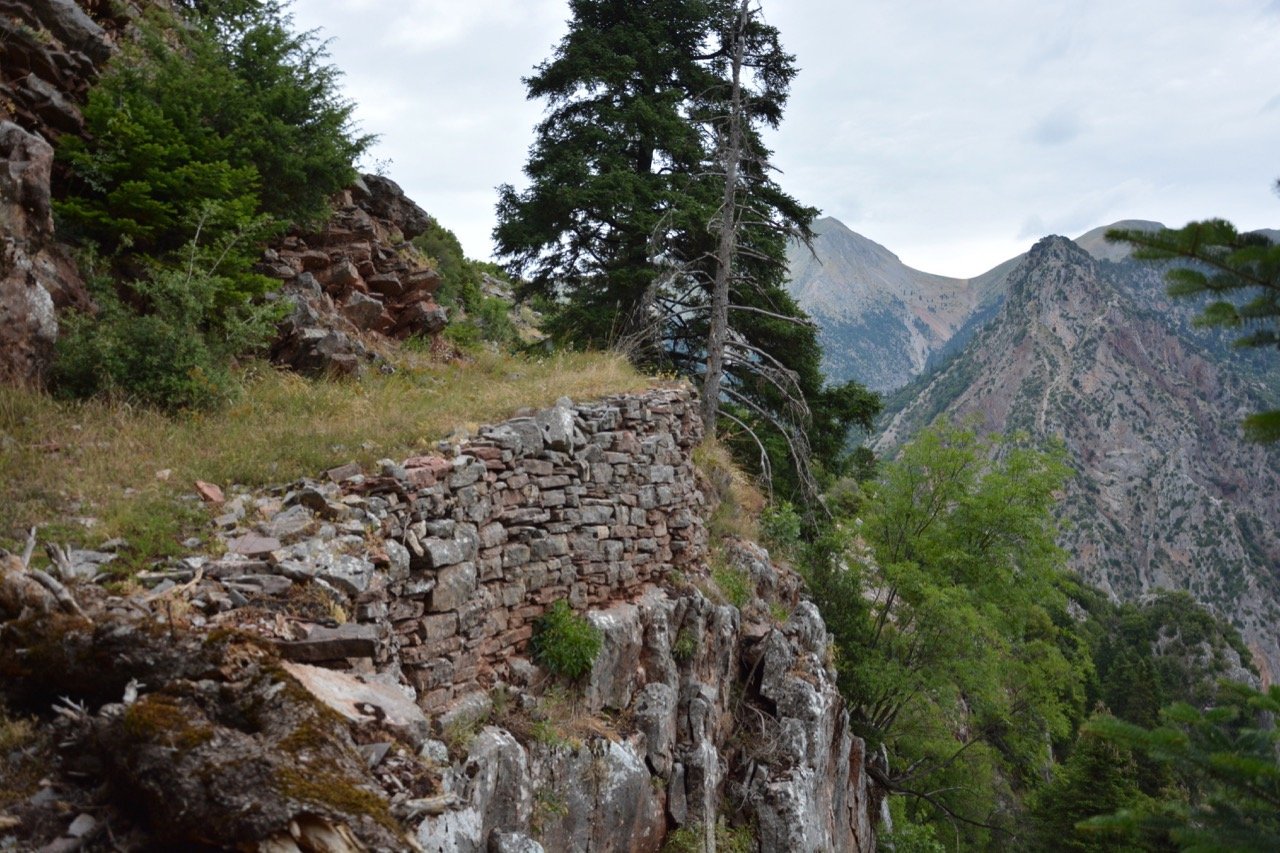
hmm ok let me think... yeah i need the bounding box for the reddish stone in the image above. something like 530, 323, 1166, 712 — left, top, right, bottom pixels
403, 456, 453, 478
405, 468, 436, 488
194, 480, 225, 504
298, 250, 330, 271
325, 462, 363, 482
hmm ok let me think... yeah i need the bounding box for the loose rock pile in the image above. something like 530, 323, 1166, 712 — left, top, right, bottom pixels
264, 175, 450, 376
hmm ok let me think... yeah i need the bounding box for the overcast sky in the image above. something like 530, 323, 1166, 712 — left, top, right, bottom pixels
290, 0, 1280, 279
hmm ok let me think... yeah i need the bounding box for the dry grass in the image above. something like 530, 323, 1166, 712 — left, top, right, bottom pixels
0, 704, 43, 809
692, 438, 764, 543
0, 350, 654, 561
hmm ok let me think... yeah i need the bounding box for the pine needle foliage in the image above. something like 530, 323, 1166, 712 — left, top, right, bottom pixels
1108, 219, 1280, 442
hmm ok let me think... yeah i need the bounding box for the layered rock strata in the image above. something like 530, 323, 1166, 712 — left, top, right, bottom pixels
263, 175, 449, 376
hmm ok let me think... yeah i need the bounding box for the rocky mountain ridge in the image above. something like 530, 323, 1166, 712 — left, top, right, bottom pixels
785, 217, 1008, 391
784, 217, 1168, 392
875, 236, 1280, 683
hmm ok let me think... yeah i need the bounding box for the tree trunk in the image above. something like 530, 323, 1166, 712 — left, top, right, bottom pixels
701, 1, 750, 436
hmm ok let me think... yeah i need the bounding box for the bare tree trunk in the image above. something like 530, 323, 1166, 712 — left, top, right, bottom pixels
701, 0, 750, 435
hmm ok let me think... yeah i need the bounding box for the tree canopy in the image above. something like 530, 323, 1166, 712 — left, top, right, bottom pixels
804, 421, 1090, 844
494, 0, 877, 499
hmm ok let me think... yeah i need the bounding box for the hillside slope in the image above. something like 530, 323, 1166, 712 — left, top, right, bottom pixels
876, 236, 1280, 682
785, 218, 1007, 391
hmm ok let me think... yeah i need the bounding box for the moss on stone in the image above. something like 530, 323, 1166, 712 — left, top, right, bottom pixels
275, 767, 397, 831
122, 694, 215, 751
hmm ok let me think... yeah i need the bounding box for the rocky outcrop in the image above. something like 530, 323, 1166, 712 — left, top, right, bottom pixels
264, 175, 449, 376
0, 120, 88, 384
0, 0, 128, 384
0, 388, 882, 851
0, 0, 117, 142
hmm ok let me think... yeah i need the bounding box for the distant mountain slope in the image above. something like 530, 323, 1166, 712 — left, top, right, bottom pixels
876, 236, 1280, 682
786, 218, 1168, 393
785, 218, 1007, 391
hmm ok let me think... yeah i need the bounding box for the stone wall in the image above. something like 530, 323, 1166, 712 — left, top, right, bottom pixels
356, 387, 707, 711
0, 386, 884, 851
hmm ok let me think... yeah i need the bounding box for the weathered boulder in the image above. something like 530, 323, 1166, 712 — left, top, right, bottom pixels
270, 277, 372, 376
416, 728, 533, 853
0, 604, 417, 850
361, 174, 432, 240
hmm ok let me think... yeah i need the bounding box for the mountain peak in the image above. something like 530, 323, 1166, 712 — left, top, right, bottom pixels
786, 218, 1004, 391
875, 237, 1280, 679
1074, 219, 1165, 262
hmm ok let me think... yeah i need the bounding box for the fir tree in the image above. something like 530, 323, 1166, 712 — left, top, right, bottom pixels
1108, 219, 1280, 442
494, 0, 876, 498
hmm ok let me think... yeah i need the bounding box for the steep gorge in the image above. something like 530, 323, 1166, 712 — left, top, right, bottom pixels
876, 236, 1280, 682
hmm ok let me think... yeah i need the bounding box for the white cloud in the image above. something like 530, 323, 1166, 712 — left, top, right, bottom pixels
288, 0, 1280, 275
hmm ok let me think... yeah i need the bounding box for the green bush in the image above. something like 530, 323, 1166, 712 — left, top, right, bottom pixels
413, 218, 482, 310
53, 232, 280, 411
58, 2, 367, 257
711, 563, 752, 609
532, 600, 602, 681
672, 628, 698, 663
51, 1, 367, 409
761, 500, 802, 552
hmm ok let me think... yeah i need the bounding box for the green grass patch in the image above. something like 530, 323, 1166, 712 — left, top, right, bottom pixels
532, 599, 602, 681
1, 350, 651, 566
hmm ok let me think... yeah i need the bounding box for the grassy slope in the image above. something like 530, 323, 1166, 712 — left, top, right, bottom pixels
0, 350, 653, 567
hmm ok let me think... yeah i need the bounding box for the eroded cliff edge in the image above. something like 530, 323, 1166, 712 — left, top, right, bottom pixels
0, 387, 882, 852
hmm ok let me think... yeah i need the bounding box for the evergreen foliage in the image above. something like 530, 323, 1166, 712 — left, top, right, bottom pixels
51, 0, 369, 409
494, 0, 877, 498
1025, 721, 1156, 852
1108, 219, 1280, 442
1084, 683, 1280, 852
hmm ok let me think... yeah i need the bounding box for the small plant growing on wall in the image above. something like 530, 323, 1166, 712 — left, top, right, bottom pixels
532, 600, 602, 681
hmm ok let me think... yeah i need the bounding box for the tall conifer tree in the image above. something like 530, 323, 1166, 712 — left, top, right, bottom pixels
495, 0, 878, 497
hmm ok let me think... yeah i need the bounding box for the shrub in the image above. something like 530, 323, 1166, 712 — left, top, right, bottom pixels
760, 500, 802, 553
532, 599, 602, 681
52, 230, 280, 411
58, 2, 367, 254
672, 628, 698, 663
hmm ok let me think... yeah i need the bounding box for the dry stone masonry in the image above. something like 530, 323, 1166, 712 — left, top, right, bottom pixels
361, 388, 708, 711
0, 388, 883, 851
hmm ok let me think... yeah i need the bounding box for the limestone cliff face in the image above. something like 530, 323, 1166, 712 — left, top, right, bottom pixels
0, 388, 881, 852
877, 237, 1280, 683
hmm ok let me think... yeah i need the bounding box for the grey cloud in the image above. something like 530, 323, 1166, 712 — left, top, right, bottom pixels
1028, 110, 1082, 147
291, 0, 1280, 274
